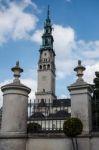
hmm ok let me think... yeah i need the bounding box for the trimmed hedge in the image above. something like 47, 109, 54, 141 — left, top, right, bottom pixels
63, 117, 83, 137
27, 122, 42, 133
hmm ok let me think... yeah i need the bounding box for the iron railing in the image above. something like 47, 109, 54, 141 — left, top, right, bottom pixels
28, 99, 71, 133
92, 90, 99, 131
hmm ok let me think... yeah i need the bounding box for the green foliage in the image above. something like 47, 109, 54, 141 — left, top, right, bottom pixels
27, 122, 42, 133
63, 117, 83, 137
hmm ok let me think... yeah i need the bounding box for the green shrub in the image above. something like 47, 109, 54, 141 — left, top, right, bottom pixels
63, 117, 83, 137
27, 122, 42, 133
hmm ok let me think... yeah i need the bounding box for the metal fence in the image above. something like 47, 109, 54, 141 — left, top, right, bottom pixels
28, 99, 71, 133
92, 90, 99, 131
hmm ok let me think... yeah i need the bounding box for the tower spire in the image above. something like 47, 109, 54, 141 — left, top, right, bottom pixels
47, 5, 50, 19
40, 6, 54, 49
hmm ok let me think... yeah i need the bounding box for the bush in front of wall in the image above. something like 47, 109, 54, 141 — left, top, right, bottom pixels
63, 117, 83, 137
27, 122, 42, 133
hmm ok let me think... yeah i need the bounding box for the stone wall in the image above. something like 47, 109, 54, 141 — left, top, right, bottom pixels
26, 136, 72, 150
0, 133, 99, 150
26, 134, 99, 150
0, 138, 26, 150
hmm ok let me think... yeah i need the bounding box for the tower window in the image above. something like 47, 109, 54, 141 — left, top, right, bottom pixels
39, 65, 42, 70
47, 64, 50, 69
43, 58, 47, 62
43, 65, 46, 70
43, 89, 45, 92
45, 39, 48, 45
41, 99, 45, 104
44, 53, 47, 56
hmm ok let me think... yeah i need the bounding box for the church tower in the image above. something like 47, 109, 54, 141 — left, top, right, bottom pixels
35, 6, 56, 103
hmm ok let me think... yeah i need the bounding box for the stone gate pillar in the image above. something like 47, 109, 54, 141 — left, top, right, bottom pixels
68, 60, 93, 133
0, 61, 31, 150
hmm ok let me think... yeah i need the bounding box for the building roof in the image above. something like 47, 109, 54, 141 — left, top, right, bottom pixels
48, 110, 71, 119
30, 111, 70, 120
30, 112, 45, 119
52, 98, 71, 107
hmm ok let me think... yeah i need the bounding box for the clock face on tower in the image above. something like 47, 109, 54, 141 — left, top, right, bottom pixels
42, 75, 47, 81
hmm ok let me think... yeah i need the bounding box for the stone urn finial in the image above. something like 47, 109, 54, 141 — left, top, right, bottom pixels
74, 60, 85, 81
11, 61, 23, 83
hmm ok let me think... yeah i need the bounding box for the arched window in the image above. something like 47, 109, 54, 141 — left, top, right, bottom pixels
47, 64, 50, 69
39, 65, 42, 70
43, 65, 46, 70
44, 53, 47, 56
43, 58, 47, 62
45, 39, 48, 45
41, 99, 44, 102
43, 59, 46, 62
41, 99, 45, 106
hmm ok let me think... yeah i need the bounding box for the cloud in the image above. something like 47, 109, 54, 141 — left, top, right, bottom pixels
58, 94, 70, 99
22, 0, 39, 12
84, 63, 99, 84
56, 59, 76, 79
53, 25, 75, 59
0, 79, 12, 108
31, 29, 43, 44
73, 40, 99, 59
53, 25, 76, 79
81, 41, 99, 59
0, 1, 38, 44
0, 78, 37, 108
21, 78, 37, 101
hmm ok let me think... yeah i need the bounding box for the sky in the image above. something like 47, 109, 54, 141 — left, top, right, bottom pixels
0, 0, 99, 106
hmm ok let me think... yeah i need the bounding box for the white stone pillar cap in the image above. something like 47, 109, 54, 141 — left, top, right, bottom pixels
74, 60, 85, 82
1, 61, 31, 94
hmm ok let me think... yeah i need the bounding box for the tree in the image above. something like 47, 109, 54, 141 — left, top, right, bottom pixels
63, 117, 83, 150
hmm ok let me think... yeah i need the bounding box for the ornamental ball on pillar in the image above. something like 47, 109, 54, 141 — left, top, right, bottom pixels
74, 60, 86, 82
11, 61, 23, 83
